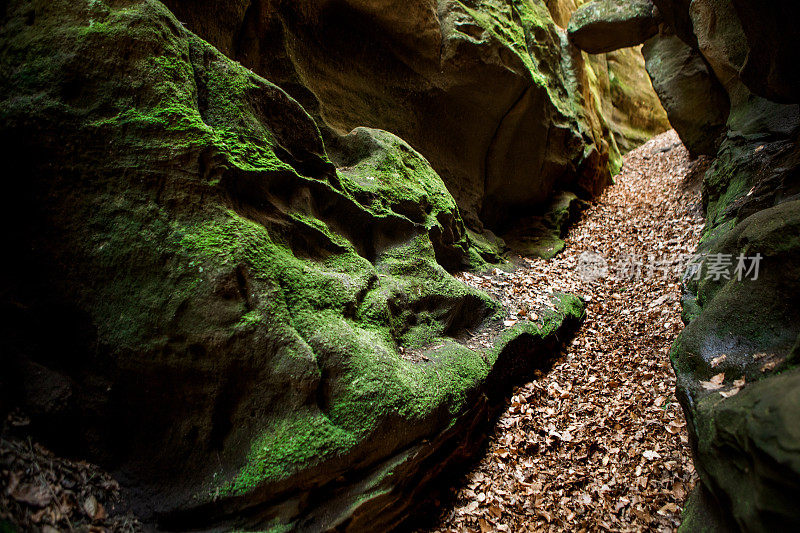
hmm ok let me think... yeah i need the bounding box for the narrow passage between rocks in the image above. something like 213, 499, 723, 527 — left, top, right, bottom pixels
428, 131, 706, 532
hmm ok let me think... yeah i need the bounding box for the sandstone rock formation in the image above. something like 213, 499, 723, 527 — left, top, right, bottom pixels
0, 0, 730, 530
567, 0, 660, 54
162, 0, 621, 233
594, 47, 671, 153
650, 0, 694, 45
673, 133, 800, 531
503, 191, 589, 259
688, 0, 748, 95
641, 34, 729, 157
729, 0, 800, 104
566, 0, 731, 156
547, 0, 670, 154
0, 0, 592, 530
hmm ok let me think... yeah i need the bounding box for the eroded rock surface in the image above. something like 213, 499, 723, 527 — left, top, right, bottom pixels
673, 132, 800, 531
0, 0, 588, 530
163, 0, 620, 232
589, 46, 671, 153
567, 0, 800, 528
547, 0, 670, 154
563, 0, 727, 157
651, 0, 694, 45
642, 34, 729, 157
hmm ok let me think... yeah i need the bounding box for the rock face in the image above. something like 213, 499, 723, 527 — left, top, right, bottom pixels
565, 0, 800, 528
567, 0, 660, 54
652, 0, 800, 103
590, 46, 671, 153
0, 0, 590, 530
651, 0, 694, 45
691, 367, 800, 530
503, 191, 589, 259
564, 0, 727, 156
673, 136, 800, 531
641, 34, 730, 157
688, 0, 748, 95
162, 0, 619, 232
547, 0, 671, 154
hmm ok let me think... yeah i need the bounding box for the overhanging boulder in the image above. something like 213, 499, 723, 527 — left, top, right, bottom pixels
567, 0, 661, 54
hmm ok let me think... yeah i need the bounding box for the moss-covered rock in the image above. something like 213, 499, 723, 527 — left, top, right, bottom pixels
649, 3, 800, 528
678, 484, 737, 533
567, 0, 660, 54
670, 102, 800, 533
161, 0, 620, 233
0, 0, 585, 529
689, 368, 800, 532
673, 156, 800, 530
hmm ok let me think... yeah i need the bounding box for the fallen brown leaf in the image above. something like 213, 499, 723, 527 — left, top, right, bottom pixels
11, 483, 52, 508
710, 354, 727, 368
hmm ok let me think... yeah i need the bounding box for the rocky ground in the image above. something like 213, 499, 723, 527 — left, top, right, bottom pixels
426, 130, 706, 532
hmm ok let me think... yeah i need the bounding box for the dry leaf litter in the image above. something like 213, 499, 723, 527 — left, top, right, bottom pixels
427, 130, 705, 533
1, 412, 141, 532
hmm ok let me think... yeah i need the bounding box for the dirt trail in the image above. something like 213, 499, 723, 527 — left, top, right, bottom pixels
430, 131, 706, 532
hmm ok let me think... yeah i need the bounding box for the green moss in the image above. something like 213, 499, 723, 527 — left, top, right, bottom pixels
465, 228, 505, 267
217, 314, 491, 493
234, 310, 265, 331
77, 20, 114, 37
681, 294, 703, 324
184, 211, 576, 497
701, 138, 763, 236
608, 69, 627, 96
336, 129, 459, 222
179, 216, 497, 493
1, 0, 591, 520
150, 55, 192, 81
91, 104, 210, 137
226, 411, 359, 494
288, 212, 354, 251
490, 292, 585, 361
449, 0, 593, 126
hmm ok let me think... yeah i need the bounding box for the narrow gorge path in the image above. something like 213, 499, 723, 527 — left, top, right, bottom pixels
429, 131, 706, 532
